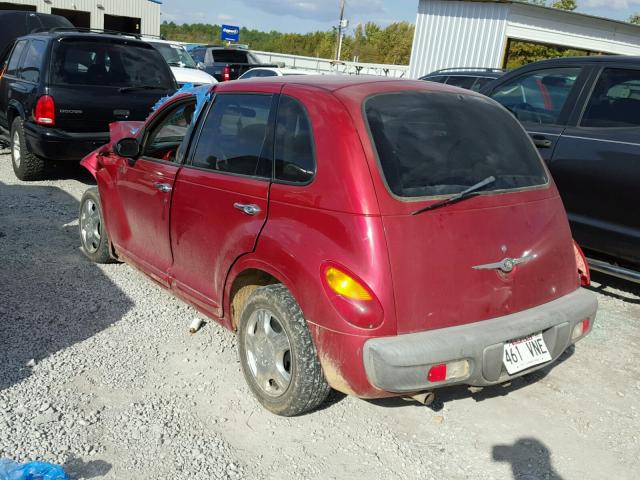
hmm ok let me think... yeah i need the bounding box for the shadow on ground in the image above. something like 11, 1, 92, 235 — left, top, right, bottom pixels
493, 437, 564, 480
588, 271, 640, 305
0, 180, 133, 392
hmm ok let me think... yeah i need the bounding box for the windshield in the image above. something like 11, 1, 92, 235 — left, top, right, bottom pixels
364, 91, 548, 198
151, 42, 197, 68
51, 39, 175, 88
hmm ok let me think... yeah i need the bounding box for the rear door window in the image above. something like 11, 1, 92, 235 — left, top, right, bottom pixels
581, 68, 640, 128
190, 93, 273, 178
364, 91, 548, 198
274, 96, 315, 183
445, 76, 477, 90
51, 40, 174, 88
6, 40, 27, 76
491, 68, 581, 125
19, 40, 46, 83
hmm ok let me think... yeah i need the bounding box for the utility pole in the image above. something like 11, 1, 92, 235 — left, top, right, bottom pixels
335, 0, 346, 61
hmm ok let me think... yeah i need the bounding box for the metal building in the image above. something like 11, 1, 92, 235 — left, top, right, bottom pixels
0, 0, 161, 36
409, 0, 640, 78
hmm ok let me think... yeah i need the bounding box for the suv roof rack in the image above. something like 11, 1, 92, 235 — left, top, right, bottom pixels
430, 67, 506, 74
42, 27, 143, 39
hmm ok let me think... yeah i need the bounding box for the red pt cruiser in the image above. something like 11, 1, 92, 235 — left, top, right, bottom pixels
80, 77, 598, 416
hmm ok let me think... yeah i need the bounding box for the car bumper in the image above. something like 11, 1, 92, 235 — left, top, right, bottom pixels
363, 288, 598, 393
24, 123, 109, 161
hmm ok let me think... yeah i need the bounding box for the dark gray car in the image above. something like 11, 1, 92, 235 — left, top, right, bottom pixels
481, 56, 640, 283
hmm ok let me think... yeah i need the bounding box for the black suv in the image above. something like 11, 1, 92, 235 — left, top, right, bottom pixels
420, 67, 505, 92
0, 30, 177, 180
481, 56, 640, 282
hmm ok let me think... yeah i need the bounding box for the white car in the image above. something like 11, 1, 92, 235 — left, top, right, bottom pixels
146, 39, 217, 87
239, 67, 316, 79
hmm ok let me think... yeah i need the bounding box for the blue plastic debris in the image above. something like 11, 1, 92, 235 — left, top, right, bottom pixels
0, 459, 68, 480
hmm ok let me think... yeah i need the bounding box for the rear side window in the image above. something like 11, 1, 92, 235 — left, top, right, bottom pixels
364, 91, 548, 198
445, 76, 476, 90
274, 96, 315, 183
19, 40, 46, 83
191, 93, 273, 178
51, 40, 174, 88
6, 40, 27, 76
491, 68, 580, 125
471, 77, 495, 92
581, 68, 640, 128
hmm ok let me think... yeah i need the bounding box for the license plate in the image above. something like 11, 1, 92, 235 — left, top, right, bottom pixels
503, 333, 552, 375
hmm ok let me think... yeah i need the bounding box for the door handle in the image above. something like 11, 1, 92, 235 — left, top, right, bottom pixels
532, 136, 552, 148
154, 182, 172, 193
234, 203, 261, 216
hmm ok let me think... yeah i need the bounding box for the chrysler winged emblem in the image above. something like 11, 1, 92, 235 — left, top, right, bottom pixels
472, 252, 537, 273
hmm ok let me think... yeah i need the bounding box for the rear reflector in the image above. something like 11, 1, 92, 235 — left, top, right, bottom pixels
34, 95, 55, 126
223, 65, 231, 82
428, 360, 470, 383
572, 318, 591, 342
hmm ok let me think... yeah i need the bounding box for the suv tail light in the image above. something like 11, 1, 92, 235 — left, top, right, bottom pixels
573, 241, 590, 287
223, 65, 231, 82
35, 95, 55, 126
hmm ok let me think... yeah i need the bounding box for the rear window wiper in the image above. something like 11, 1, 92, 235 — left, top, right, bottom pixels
118, 85, 167, 93
412, 176, 496, 215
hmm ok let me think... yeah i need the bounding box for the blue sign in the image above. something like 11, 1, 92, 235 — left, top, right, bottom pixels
221, 24, 240, 42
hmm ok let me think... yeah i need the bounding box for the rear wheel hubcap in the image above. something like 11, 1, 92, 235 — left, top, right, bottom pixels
80, 199, 102, 254
244, 308, 292, 397
12, 130, 21, 168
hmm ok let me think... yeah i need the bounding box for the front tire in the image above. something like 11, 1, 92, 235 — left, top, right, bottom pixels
238, 284, 331, 416
11, 117, 46, 181
79, 188, 114, 264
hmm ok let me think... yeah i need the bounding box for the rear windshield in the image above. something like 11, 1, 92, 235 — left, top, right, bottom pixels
364, 91, 548, 198
51, 39, 174, 88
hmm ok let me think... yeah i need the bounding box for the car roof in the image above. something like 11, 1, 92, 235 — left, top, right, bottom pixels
217, 74, 472, 95
23, 30, 152, 46
510, 55, 640, 68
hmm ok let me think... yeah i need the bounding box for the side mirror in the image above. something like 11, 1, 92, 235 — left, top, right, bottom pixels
197, 62, 206, 70
115, 138, 140, 161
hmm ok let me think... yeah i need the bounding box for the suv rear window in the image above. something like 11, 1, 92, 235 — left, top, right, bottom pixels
365, 91, 548, 198
51, 39, 174, 88
211, 50, 257, 64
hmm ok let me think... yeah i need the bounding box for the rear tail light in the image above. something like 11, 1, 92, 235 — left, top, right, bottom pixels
572, 318, 591, 342
223, 65, 231, 82
573, 241, 590, 287
428, 360, 470, 383
34, 95, 55, 126
321, 263, 383, 329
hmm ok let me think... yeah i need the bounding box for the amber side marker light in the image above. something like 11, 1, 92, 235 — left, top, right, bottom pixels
325, 266, 372, 301
573, 241, 590, 287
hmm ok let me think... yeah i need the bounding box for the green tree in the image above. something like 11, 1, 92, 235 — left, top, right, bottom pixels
629, 14, 640, 24
551, 0, 577, 10
160, 20, 414, 65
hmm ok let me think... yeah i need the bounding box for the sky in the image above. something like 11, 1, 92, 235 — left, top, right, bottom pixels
160, 0, 640, 33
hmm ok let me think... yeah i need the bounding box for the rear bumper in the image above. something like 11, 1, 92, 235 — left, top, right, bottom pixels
363, 288, 598, 393
23, 122, 109, 161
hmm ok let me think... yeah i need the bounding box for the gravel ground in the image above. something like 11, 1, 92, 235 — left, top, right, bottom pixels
1, 150, 639, 480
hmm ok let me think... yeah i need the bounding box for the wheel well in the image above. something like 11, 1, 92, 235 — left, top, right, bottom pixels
229, 269, 279, 331
7, 106, 20, 126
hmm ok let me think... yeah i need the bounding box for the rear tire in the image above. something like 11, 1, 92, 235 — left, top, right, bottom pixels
11, 117, 46, 181
238, 284, 331, 416
79, 188, 114, 264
